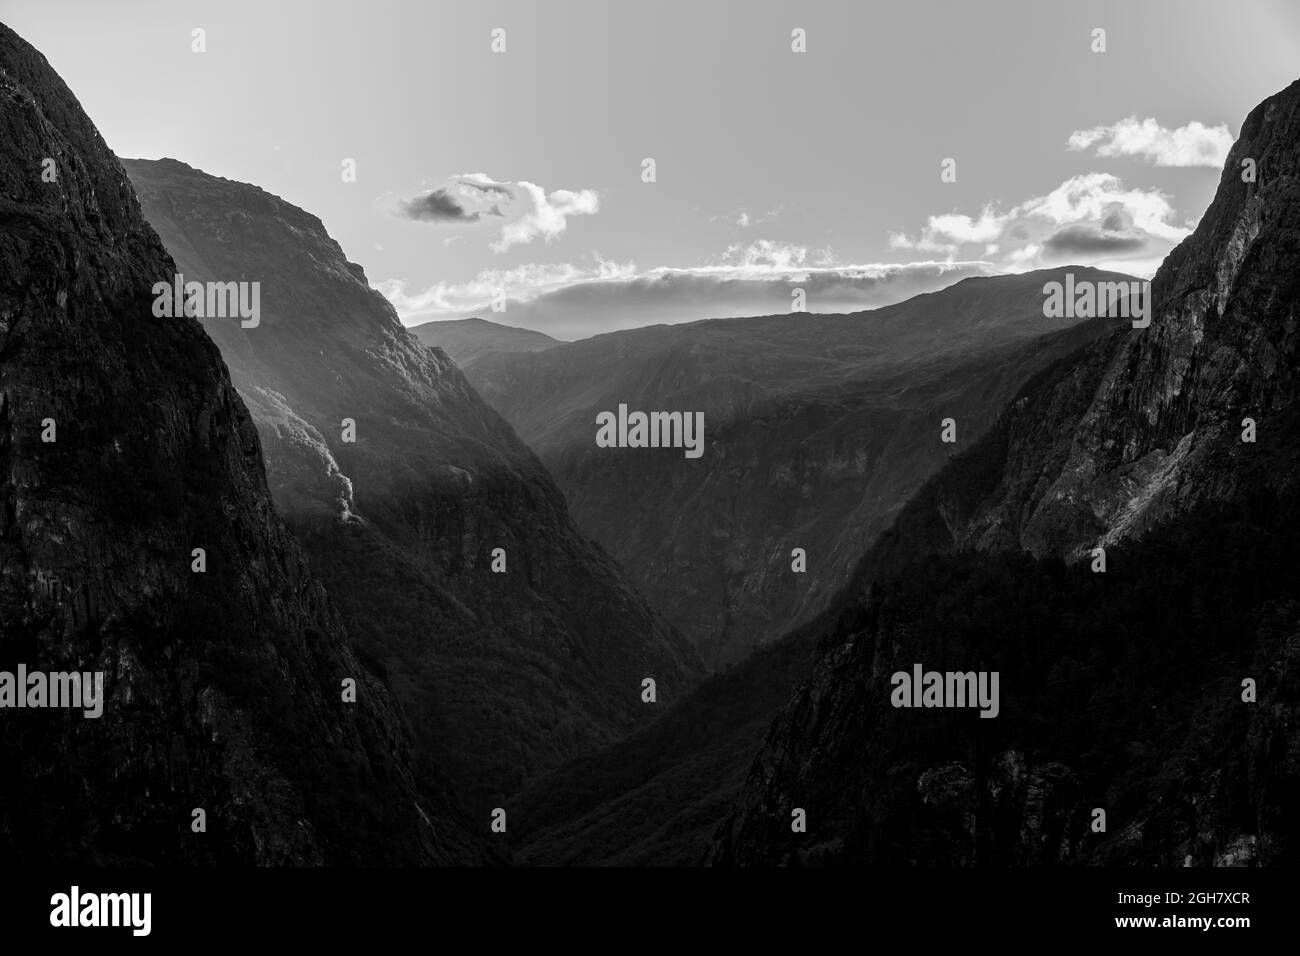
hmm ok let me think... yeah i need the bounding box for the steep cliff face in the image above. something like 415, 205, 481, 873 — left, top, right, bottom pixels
711, 79, 1300, 867
121, 158, 701, 812
0, 23, 485, 864
958, 83, 1300, 560
470, 271, 1123, 668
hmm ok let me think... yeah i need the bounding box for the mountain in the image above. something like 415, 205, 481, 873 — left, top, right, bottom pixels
408, 262, 997, 341
0, 23, 485, 864
410, 316, 560, 370
510, 610, 821, 865
710, 77, 1300, 866
469, 270, 1129, 668
121, 157, 702, 815
506, 296, 1126, 865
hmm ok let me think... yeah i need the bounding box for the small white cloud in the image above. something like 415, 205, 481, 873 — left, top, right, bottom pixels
1067, 117, 1234, 168
717, 238, 810, 272
891, 207, 1008, 253
490, 181, 600, 252
710, 206, 782, 228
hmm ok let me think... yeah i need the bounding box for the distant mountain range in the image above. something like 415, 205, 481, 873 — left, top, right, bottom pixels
406, 262, 997, 341
466, 269, 1131, 668
411, 317, 560, 370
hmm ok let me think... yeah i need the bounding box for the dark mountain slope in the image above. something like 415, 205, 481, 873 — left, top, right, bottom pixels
0, 22, 485, 864
411, 316, 560, 370
711, 77, 1300, 866
122, 158, 701, 813
509, 318, 1113, 865
710, 489, 1300, 866
471, 269, 1128, 667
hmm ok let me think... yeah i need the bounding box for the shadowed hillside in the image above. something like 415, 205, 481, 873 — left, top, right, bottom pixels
123, 157, 701, 815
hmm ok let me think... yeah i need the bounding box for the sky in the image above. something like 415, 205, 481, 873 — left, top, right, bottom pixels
5, 0, 1299, 339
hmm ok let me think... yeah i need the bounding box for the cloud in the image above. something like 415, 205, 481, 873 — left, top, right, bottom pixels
490, 181, 600, 252
377, 257, 637, 317
397, 187, 485, 223
1042, 226, 1145, 255
455, 172, 516, 198
389, 173, 599, 251
717, 238, 812, 271
888, 172, 1192, 278
710, 206, 783, 228
1067, 117, 1234, 168
890, 207, 1004, 252
1042, 212, 1146, 256
378, 245, 995, 339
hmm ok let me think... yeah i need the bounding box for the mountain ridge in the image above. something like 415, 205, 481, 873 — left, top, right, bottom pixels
411, 316, 561, 370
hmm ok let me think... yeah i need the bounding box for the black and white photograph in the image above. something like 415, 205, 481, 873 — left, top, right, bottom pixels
0, 0, 1296, 940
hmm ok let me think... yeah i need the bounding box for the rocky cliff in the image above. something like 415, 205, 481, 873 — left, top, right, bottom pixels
0, 22, 485, 864
121, 158, 701, 813
710, 78, 1300, 866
